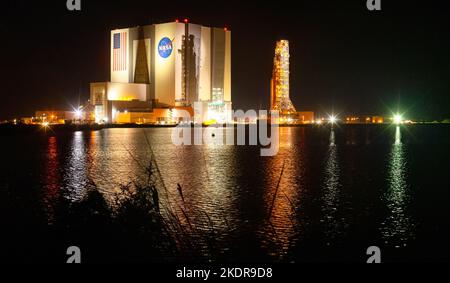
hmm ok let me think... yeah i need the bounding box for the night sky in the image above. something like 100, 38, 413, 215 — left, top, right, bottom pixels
1, 0, 449, 120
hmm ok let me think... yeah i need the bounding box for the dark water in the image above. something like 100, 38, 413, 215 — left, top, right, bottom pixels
1, 125, 449, 262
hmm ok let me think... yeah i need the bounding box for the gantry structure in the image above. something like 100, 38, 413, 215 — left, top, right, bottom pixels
270, 40, 297, 116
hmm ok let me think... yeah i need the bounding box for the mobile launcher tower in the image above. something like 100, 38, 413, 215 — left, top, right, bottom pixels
270, 40, 297, 123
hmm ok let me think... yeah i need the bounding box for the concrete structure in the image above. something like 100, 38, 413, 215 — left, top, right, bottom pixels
90, 20, 232, 124
153, 106, 195, 124
345, 116, 385, 124
297, 111, 315, 124
35, 110, 80, 124
90, 82, 151, 123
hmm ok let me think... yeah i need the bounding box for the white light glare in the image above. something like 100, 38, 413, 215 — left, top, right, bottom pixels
329, 115, 337, 124
393, 114, 403, 125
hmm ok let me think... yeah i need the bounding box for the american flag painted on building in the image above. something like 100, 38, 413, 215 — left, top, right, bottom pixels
113, 32, 127, 71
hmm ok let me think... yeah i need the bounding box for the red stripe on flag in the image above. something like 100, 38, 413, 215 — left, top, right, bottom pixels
112, 32, 127, 72
122, 32, 124, 70
123, 32, 126, 70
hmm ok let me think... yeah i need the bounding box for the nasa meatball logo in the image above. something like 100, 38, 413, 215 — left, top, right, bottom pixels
158, 37, 173, 58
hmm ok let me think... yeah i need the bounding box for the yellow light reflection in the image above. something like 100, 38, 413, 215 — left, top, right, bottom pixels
260, 127, 306, 260
279, 127, 294, 148
152, 127, 239, 256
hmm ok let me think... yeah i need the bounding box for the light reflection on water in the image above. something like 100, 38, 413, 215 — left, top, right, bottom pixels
64, 131, 88, 201
43, 136, 60, 224
145, 128, 241, 256
322, 129, 346, 242
34, 126, 427, 260
260, 127, 305, 260
380, 126, 415, 247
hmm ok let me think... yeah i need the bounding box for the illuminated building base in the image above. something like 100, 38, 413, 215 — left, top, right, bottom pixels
194, 101, 232, 124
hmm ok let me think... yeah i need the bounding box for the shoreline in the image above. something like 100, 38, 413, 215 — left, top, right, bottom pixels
0, 122, 448, 135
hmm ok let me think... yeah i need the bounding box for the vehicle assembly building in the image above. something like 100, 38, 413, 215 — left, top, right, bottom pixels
90, 20, 232, 124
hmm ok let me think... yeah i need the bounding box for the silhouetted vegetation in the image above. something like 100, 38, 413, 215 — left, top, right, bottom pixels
46, 133, 223, 263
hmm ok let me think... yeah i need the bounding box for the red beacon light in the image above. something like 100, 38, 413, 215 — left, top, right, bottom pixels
175, 19, 179, 23
184, 18, 189, 23
224, 27, 228, 31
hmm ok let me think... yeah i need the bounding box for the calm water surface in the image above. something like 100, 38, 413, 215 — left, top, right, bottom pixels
0, 125, 449, 262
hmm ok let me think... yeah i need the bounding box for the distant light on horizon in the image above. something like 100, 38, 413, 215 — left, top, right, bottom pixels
393, 114, 403, 125
75, 109, 82, 119
329, 115, 337, 124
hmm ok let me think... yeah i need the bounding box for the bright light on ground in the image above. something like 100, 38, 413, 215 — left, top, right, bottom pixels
75, 110, 83, 119
393, 114, 403, 124
329, 115, 337, 124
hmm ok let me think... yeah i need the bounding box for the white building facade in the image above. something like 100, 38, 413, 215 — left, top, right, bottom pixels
91, 21, 232, 124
